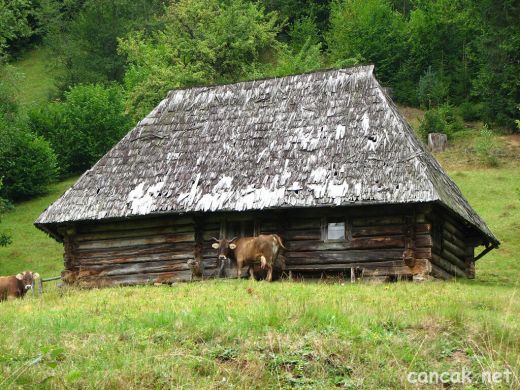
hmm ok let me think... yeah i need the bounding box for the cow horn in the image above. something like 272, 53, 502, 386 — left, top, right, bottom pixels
229, 237, 238, 242
210, 237, 219, 242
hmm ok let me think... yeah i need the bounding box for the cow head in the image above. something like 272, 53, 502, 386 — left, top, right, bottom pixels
15, 271, 40, 291
211, 237, 237, 261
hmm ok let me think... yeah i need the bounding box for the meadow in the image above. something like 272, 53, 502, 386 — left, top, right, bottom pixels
0, 129, 519, 388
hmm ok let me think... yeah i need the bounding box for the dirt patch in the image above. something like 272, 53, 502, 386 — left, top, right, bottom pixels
448, 349, 472, 366
502, 134, 520, 148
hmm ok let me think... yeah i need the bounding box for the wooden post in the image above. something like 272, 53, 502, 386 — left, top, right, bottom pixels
403, 213, 416, 267
428, 133, 448, 152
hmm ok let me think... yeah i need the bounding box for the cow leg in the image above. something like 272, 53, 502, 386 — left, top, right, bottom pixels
260, 255, 267, 269
248, 267, 255, 280
236, 258, 243, 279
266, 265, 273, 282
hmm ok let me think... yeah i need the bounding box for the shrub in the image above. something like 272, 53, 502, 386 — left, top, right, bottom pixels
418, 105, 464, 141
474, 125, 500, 167
28, 83, 132, 175
0, 122, 58, 201
458, 101, 485, 122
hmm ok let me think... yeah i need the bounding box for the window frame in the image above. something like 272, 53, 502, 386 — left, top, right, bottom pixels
322, 216, 351, 242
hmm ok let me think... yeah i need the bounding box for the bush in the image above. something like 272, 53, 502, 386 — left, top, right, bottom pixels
0, 122, 58, 201
418, 105, 464, 141
28, 83, 132, 175
474, 125, 499, 167
458, 101, 485, 122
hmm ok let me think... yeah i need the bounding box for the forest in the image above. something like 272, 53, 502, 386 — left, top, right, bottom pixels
0, 0, 519, 239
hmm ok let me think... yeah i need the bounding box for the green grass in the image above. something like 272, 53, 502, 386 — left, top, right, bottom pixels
11, 46, 61, 107
0, 133, 519, 388
0, 177, 76, 277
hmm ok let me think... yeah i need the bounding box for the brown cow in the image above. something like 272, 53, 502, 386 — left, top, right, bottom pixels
0, 271, 40, 301
211, 234, 285, 282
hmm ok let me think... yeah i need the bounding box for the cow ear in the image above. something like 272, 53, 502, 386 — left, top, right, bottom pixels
16, 273, 23, 280
33, 273, 40, 279
229, 243, 237, 250
211, 243, 219, 249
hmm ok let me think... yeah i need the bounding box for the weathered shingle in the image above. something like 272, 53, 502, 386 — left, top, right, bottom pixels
35, 65, 498, 244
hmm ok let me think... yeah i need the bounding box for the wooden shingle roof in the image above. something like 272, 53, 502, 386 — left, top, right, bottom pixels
35, 65, 498, 244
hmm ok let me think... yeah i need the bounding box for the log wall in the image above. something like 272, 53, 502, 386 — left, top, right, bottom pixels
60, 216, 197, 287
428, 206, 478, 279
58, 204, 484, 287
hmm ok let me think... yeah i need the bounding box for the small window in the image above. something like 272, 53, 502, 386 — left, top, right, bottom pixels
327, 222, 345, 241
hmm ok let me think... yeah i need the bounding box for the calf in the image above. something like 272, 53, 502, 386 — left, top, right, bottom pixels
211, 234, 285, 282
0, 271, 40, 301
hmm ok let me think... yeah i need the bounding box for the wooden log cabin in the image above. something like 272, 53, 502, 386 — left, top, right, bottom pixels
35, 66, 499, 286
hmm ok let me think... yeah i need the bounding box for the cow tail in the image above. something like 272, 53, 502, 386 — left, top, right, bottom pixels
275, 234, 286, 250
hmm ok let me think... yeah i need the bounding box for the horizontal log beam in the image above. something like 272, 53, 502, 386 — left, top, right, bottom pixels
75, 225, 194, 242
430, 264, 453, 280
431, 253, 466, 278
288, 236, 405, 251
78, 217, 194, 234
77, 233, 195, 250
285, 249, 403, 264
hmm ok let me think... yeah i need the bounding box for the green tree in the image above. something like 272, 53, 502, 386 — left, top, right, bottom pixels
326, 0, 407, 85
471, 0, 520, 129
119, 0, 281, 120
0, 0, 33, 58
28, 83, 132, 174
46, 0, 166, 88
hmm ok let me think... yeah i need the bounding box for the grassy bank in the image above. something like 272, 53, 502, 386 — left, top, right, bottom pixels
0, 177, 76, 277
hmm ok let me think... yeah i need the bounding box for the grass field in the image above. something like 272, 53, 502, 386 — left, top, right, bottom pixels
1, 125, 519, 388
11, 46, 61, 107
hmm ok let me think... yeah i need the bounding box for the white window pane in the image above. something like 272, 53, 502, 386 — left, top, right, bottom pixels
327, 222, 345, 240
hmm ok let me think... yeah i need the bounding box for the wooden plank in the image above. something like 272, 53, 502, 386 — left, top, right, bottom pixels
287, 259, 430, 276
442, 238, 466, 258
431, 263, 453, 280
431, 253, 466, 278
442, 230, 466, 250
78, 216, 193, 233
76, 270, 193, 287
78, 260, 190, 277
438, 247, 466, 270
352, 216, 405, 227
352, 223, 431, 237
76, 242, 195, 259
81, 252, 193, 266
352, 225, 404, 237
77, 232, 195, 250
75, 225, 194, 242
285, 249, 403, 264
443, 219, 466, 241
286, 260, 403, 271
416, 234, 433, 248
285, 229, 321, 241
287, 236, 405, 251
415, 247, 432, 259
286, 219, 321, 230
